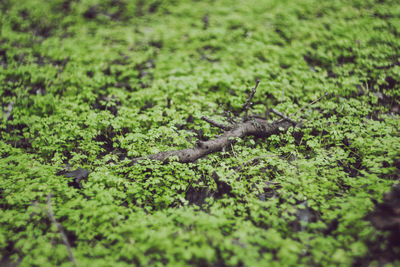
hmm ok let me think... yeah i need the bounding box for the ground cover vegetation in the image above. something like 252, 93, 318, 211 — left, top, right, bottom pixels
1, 0, 400, 266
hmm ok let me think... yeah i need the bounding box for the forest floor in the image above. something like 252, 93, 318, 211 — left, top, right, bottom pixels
1, 0, 400, 266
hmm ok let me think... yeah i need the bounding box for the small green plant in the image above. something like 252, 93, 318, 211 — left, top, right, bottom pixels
1, 0, 399, 266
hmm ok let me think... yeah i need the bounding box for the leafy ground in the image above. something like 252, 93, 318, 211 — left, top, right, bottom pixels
1, 0, 400, 266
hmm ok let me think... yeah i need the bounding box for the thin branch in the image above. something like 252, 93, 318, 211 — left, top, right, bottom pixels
47, 194, 78, 267
291, 92, 329, 116
131, 118, 293, 164
129, 90, 329, 165
201, 116, 232, 131
242, 79, 260, 121
270, 108, 297, 124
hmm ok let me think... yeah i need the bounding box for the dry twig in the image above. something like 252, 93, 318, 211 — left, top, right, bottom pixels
131, 118, 293, 164
47, 194, 78, 267
242, 80, 260, 121
270, 108, 297, 124
130, 84, 328, 165
201, 116, 232, 131
291, 92, 329, 116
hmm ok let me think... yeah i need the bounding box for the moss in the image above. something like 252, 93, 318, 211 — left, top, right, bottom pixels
1, 0, 400, 266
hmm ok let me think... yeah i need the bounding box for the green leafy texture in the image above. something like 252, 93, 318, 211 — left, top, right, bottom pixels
1, 0, 400, 266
